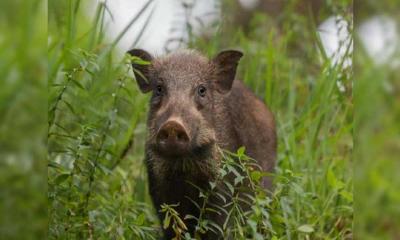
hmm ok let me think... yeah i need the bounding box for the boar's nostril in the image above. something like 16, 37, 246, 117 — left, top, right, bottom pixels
157, 120, 189, 145
158, 129, 169, 141
177, 133, 184, 141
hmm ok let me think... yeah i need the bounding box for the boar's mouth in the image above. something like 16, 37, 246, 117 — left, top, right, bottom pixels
191, 140, 216, 158
150, 139, 216, 160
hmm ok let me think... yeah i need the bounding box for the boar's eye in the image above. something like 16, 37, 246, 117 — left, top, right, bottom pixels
197, 85, 207, 97
155, 85, 163, 96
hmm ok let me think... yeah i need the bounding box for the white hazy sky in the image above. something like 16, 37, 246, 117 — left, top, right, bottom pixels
318, 15, 353, 68
358, 16, 399, 66
91, 0, 218, 55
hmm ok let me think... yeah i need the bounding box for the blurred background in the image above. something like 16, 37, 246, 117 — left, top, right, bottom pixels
0, 0, 399, 239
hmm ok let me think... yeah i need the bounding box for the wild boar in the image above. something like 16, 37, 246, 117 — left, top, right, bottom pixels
128, 48, 276, 239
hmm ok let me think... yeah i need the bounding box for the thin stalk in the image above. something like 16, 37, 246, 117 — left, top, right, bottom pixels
48, 67, 82, 132
81, 76, 125, 237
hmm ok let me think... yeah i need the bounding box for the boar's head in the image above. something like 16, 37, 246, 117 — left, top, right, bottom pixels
127, 49, 242, 161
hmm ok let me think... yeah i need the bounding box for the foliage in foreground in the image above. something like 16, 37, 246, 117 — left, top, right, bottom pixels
47, 0, 353, 239
0, 0, 47, 238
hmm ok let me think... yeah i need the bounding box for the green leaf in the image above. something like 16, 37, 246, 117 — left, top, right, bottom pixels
62, 100, 76, 115
291, 182, 305, 195
199, 191, 206, 198
184, 232, 192, 239
129, 55, 151, 65
237, 146, 245, 157
176, 217, 188, 230
48, 161, 63, 170
254, 233, 264, 240
250, 170, 263, 182
216, 192, 226, 203
135, 213, 145, 226
227, 165, 240, 177
163, 213, 170, 229
54, 172, 70, 184
184, 214, 197, 221
234, 175, 244, 186
71, 79, 85, 90
98, 163, 112, 175
340, 190, 353, 202
297, 224, 314, 233
209, 181, 216, 190
327, 167, 345, 190
225, 182, 234, 194
219, 168, 227, 177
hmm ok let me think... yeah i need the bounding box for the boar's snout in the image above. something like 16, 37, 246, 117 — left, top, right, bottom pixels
156, 119, 190, 156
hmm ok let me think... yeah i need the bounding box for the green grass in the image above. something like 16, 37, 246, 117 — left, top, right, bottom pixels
0, 0, 47, 238
45, 0, 355, 239
354, 36, 400, 239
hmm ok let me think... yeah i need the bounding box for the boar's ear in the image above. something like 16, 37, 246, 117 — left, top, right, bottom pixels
212, 50, 243, 93
127, 49, 153, 93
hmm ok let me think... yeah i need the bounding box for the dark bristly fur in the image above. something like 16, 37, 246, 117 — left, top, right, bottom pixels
128, 49, 276, 239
